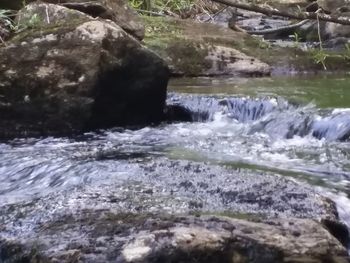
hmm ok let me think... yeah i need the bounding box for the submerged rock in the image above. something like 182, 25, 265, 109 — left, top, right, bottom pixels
0, 3, 169, 139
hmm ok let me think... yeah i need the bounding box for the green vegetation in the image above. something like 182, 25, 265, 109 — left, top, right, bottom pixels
129, 0, 195, 13
0, 9, 42, 39
0, 9, 16, 30
25, 13, 41, 29
129, 0, 220, 18
308, 44, 350, 71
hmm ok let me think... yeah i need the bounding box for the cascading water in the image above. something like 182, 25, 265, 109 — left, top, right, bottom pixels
1, 76, 350, 253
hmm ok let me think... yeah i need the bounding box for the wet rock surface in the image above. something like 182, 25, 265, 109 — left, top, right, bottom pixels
1, 1, 350, 261
0, 213, 348, 262
0, 155, 348, 262
0, 155, 339, 220
0, 3, 169, 139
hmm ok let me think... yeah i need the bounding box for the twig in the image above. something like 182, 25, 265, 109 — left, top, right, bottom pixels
316, 9, 323, 50
246, 19, 311, 35
204, 6, 228, 22
45, 6, 50, 24
195, 2, 214, 21
0, 35, 6, 46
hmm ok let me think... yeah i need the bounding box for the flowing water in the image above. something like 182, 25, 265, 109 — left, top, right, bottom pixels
168, 75, 350, 229
1, 74, 350, 244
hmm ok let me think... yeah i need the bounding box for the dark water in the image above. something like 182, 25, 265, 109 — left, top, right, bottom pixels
1, 74, 350, 238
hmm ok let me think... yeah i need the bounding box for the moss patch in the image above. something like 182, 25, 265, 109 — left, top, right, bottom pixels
8, 17, 89, 44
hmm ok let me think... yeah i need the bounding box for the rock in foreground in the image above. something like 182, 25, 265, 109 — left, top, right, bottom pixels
0, 3, 169, 139
0, 154, 348, 262
0, 213, 348, 262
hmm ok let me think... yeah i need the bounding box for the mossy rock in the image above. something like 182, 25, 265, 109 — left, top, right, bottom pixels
0, 3, 169, 139
143, 16, 271, 76
143, 16, 350, 75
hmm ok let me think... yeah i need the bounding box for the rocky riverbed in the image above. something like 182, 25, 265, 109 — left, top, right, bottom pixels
1, 0, 350, 262
0, 154, 348, 262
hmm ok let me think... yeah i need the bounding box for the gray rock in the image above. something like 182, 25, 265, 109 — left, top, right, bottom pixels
0, 0, 145, 40
45, 0, 145, 40
144, 17, 270, 77
0, 214, 348, 262
324, 16, 350, 39
0, 3, 169, 139
317, 0, 350, 13
312, 1, 350, 40
0, 152, 348, 262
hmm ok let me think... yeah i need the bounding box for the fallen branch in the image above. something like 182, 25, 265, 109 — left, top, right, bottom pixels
246, 19, 312, 35
211, 0, 350, 25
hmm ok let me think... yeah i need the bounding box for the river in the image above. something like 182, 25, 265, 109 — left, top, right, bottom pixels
1, 74, 350, 248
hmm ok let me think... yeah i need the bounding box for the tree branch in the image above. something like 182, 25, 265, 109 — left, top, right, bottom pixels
211, 0, 350, 25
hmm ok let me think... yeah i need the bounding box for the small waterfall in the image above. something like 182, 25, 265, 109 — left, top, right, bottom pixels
312, 112, 350, 141
167, 93, 290, 123
167, 94, 222, 121
167, 94, 350, 142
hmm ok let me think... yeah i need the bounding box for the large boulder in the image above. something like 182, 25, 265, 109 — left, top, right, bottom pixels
0, 213, 348, 262
0, 3, 169, 138
43, 0, 145, 40
0, 153, 348, 262
0, 0, 145, 40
